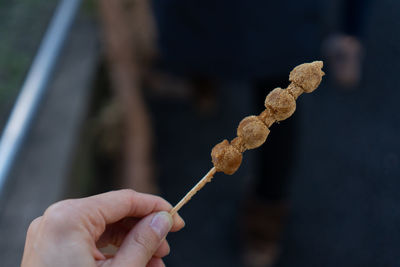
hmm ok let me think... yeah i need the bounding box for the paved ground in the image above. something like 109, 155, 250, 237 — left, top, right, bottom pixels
0, 13, 99, 266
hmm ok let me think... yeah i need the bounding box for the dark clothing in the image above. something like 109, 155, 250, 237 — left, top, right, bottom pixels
150, 81, 254, 267
150, 1, 325, 266
278, 1, 400, 266
152, 0, 323, 79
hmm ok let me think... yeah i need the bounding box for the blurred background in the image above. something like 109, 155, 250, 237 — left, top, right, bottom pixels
0, 0, 399, 266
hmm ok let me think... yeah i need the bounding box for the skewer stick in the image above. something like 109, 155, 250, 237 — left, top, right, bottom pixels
170, 167, 217, 216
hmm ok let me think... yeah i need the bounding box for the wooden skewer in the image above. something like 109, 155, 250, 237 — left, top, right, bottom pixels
169, 61, 324, 218
170, 167, 217, 216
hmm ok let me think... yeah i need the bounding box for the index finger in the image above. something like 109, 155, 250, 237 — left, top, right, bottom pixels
79, 189, 184, 232
85, 189, 170, 222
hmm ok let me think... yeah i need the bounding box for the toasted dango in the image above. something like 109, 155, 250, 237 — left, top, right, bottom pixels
231, 136, 246, 153
264, 88, 296, 121
287, 83, 304, 100
170, 61, 325, 216
289, 61, 325, 93
258, 108, 275, 128
211, 140, 242, 175
237, 116, 270, 149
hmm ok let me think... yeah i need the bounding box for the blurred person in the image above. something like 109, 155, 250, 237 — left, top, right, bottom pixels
21, 190, 185, 267
276, 0, 400, 266
150, 0, 323, 266
322, 0, 365, 88
96, 0, 369, 266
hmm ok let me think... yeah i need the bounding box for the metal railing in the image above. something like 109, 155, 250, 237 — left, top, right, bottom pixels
0, 0, 82, 198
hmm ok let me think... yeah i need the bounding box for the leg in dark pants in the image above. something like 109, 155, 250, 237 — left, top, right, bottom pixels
242, 77, 297, 267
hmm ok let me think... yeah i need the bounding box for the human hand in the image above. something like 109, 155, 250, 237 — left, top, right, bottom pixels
21, 189, 185, 267
322, 34, 363, 88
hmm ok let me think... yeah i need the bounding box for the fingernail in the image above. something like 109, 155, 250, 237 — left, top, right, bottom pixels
150, 211, 173, 238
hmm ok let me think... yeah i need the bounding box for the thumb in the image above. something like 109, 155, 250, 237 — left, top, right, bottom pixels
112, 211, 173, 266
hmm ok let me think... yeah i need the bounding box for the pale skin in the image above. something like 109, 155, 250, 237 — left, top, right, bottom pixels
21, 189, 185, 267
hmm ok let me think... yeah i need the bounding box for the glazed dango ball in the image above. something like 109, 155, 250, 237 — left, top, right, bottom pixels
211, 140, 242, 175
289, 61, 325, 93
264, 88, 296, 121
237, 116, 270, 149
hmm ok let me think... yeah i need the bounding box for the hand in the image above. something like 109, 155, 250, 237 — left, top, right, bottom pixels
21, 189, 185, 267
322, 34, 363, 88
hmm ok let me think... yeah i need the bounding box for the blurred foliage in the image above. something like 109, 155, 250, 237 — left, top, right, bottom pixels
0, 0, 58, 128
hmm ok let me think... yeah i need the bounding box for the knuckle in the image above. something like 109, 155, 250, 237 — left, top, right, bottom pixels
121, 188, 136, 194
27, 216, 42, 235
155, 195, 169, 205
119, 189, 137, 203
120, 189, 136, 198
43, 200, 78, 226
